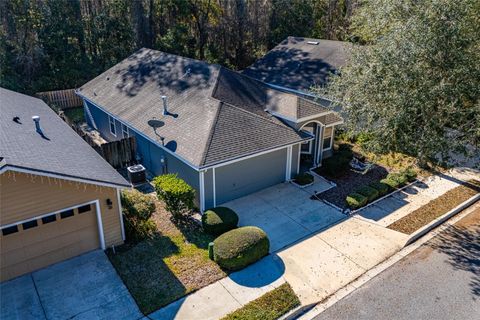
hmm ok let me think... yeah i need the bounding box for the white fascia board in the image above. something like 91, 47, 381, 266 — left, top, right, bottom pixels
75, 92, 200, 172
200, 139, 312, 170
0, 166, 129, 189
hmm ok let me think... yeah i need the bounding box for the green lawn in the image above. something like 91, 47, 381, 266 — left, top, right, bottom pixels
108, 199, 226, 314
222, 283, 300, 320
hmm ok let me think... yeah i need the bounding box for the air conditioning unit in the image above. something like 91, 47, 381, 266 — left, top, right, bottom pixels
127, 164, 146, 185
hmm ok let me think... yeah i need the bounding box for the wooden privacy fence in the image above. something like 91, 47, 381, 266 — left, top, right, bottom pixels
100, 137, 137, 169
36, 89, 83, 110
60, 113, 137, 169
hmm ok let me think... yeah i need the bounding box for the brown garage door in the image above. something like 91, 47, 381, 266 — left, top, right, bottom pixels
0, 203, 100, 281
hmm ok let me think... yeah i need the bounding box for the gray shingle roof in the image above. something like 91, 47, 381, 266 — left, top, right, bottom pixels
243, 37, 351, 92
0, 87, 129, 187
79, 49, 323, 168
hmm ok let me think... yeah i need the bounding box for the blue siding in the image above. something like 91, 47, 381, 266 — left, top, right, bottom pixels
83, 100, 200, 200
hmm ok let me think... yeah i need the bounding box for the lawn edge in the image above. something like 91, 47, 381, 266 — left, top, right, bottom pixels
405, 193, 480, 246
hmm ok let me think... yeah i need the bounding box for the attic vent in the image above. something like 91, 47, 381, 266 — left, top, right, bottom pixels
161, 95, 168, 115
307, 41, 319, 45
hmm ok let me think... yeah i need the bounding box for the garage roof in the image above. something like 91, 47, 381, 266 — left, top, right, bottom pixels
0, 88, 129, 187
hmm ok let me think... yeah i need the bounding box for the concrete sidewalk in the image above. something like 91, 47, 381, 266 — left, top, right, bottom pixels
149, 255, 286, 320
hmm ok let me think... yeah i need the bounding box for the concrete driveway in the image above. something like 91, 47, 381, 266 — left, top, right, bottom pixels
224, 179, 345, 252
224, 180, 409, 305
0, 250, 142, 320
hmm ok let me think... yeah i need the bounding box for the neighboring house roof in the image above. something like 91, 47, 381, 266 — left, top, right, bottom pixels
243, 37, 351, 92
0, 87, 129, 187
78, 48, 328, 169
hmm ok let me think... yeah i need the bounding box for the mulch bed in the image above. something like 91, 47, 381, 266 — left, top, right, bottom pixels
313, 166, 389, 210
388, 180, 480, 234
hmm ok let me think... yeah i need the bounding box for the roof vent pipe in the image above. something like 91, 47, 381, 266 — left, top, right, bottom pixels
32, 116, 42, 133
161, 95, 168, 116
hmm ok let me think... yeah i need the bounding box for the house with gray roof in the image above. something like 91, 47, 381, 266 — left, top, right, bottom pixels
77, 46, 343, 211
244, 36, 351, 94
0, 87, 128, 281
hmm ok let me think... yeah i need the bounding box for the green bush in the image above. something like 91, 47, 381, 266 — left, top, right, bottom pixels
121, 189, 156, 220
355, 185, 379, 202
387, 172, 408, 187
404, 168, 418, 182
153, 174, 195, 218
346, 193, 368, 209
380, 177, 400, 189
321, 155, 351, 177
202, 207, 239, 235
124, 217, 156, 242
369, 182, 390, 196
213, 226, 270, 271
293, 172, 314, 186
121, 189, 156, 242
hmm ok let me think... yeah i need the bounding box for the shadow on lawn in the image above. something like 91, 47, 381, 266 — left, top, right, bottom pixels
107, 232, 188, 314
429, 222, 480, 297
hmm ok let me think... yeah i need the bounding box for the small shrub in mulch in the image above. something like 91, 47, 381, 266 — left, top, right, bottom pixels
314, 166, 389, 210
388, 180, 480, 234
221, 283, 300, 320
314, 144, 353, 178
202, 207, 239, 235
213, 226, 269, 271
355, 185, 379, 202
346, 193, 368, 209
369, 181, 390, 196
293, 172, 314, 186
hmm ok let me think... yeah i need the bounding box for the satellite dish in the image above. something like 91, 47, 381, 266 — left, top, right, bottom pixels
147, 119, 165, 129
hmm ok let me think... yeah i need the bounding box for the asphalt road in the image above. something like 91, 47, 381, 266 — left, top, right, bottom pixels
314, 205, 480, 320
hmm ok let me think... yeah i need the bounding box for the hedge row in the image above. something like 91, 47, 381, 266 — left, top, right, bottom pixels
346, 168, 417, 210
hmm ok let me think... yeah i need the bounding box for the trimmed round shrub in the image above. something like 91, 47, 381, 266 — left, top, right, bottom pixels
369, 182, 390, 196
213, 226, 270, 271
355, 185, 379, 202
346, 193, 368, 209
380, 178, 400, 189
202, 207, 239, 235
387, 172, 408, 187
293, 172, 314, 186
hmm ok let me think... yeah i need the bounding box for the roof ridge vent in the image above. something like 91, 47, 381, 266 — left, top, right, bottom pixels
307, 41, 319, 45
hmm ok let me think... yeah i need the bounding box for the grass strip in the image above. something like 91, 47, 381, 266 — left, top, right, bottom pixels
221, 283, 300, 320
388, 180, 480, 234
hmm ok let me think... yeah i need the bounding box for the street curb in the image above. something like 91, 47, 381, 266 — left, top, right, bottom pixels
296, 201, 480, 320
405, 193, 480, 246
279, 303, 316, 320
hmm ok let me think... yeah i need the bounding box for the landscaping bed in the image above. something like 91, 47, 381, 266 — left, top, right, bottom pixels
221, 283, 300, 320
107, 196, 226, 314
388, 180, 480, 234
314, 166, 389, 210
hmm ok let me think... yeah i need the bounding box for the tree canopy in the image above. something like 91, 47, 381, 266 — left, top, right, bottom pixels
0, 0, 358, 94
324, 0, 480, 166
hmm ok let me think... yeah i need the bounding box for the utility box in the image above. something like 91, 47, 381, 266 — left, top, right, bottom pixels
127, 164, 146, 185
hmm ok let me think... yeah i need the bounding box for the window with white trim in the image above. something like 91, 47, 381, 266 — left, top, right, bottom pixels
323, 127, 333, 150
121, 123, 129, 138
109, 116, 116, 136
